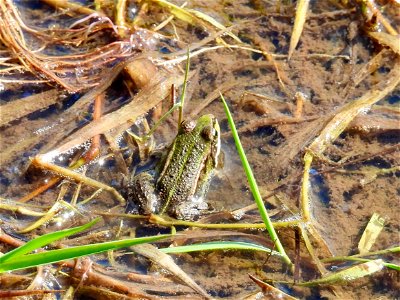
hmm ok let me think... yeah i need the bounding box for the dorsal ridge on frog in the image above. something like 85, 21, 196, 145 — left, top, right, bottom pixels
129, 114, 220, 220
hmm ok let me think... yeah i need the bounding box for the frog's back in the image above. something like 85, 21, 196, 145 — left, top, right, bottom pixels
157, 131, 210, 217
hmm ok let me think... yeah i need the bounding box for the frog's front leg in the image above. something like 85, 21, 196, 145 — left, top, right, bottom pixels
129, 172, 161, 215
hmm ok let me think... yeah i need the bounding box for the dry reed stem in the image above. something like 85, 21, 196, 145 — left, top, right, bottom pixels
115, 0, 128, 37
41, 0, 102, 16
23, 69, 185, 207
1, 60, 131, 166
31, 156, 126, 205
51, 70, 188, 155
360, 0, 398, 35
0, 203, 46, 217
288, 0, 310, 60
308, 67, 400, 156
303, 66, 400, 218
72, 258, 159, 299
132, 244, 211, 299
17, 94, 105, 203
342, 49, 390, 98
296, 66, 400, 272
0, 290, 63, 297
367, 31, 400, 55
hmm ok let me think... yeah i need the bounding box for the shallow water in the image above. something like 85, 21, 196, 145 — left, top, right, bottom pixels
1, 0, 399, 299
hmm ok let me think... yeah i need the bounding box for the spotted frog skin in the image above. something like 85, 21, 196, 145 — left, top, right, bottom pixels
129, 114, 220, 220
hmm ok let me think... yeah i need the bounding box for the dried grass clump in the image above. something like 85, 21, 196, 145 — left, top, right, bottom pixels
0, 0, 141, 92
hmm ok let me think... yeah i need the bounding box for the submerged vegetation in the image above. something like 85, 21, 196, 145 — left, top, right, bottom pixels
0, 0, 399, 299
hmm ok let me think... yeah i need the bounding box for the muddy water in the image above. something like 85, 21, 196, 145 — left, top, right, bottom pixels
0, 0, 399, 299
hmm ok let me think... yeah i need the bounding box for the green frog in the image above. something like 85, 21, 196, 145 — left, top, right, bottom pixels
129, 114, 221, 220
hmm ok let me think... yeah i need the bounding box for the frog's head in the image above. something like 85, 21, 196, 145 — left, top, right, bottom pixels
180, 114, 221, 167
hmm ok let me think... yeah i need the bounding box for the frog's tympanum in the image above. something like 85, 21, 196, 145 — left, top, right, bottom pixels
129, 114, 220, 220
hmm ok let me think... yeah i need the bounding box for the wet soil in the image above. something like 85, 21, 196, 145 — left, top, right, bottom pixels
0, 0, 399, 299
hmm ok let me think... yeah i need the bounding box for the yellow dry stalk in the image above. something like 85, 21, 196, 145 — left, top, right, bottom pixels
148, 0, 241, 43
0, 203, 46, 217
31, 156, 126, 205
297, 66, 400, 271
358, 213, 385, 255
18, 191, 67, 233
298, 259, 384, 286
308, 68, 400, 156
301, 67, 400, 220
367, 31, 400, 55
288, 0, 309, 60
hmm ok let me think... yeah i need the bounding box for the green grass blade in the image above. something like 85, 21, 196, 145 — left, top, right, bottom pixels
298, 259, 385, 286
325, 256, 399, 271
0, 218, 100, 263
178, 49, 190, 126
0, 234, 170, 273
160, 241, 281, 255
383, 263, 400, 271
321, 246, 399, 270
220, 94, 293, 269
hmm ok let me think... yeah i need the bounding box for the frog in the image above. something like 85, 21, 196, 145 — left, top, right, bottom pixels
128, 114, 221, 220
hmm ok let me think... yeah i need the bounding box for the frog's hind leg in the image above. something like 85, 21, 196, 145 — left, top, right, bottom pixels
31, 154, 126, 205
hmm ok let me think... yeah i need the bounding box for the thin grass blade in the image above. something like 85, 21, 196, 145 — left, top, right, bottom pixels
0, 234, 170, 273
336, 257, 399, 271
160, 241, 281, 255
220, 93, 293, 269
0, 218, 100, 263
298, 259, 384, 286
321, 246, 399, 271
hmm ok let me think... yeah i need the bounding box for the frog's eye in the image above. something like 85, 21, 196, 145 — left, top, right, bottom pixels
181, 120, 196, 133
201, 126, 215, 141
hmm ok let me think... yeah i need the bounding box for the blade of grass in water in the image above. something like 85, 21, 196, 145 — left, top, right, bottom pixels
254, 259, 386, 287
220, 94, 293, 269
0, 234, 170, 273
327, 257, 399, 271
358, 213, 385, 255
0, 218, 100, 263
160, 241, 281, 256
178, 49, 190, 126
321, 246, 400, 271
298, 259, 385, 286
